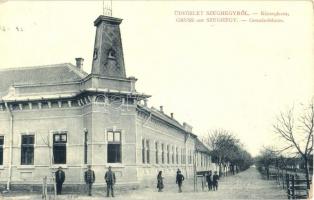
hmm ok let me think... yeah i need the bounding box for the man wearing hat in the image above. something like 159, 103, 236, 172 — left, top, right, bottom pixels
176, 169, 185, 193
105, 166, 116, 197
213, 171, 219, 191
84, 165, 95, 196
55, 166, 65, 195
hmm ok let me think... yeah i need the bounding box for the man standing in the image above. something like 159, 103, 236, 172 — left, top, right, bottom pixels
55, 167, 65, 195
206, 170, 213, 191
84, 165, 95, 196
213, 171, 219, 191
176, 169, 185, 193
105, 166, 116, 197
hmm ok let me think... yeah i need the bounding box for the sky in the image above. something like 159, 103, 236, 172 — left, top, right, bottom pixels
0, 0, 313, 156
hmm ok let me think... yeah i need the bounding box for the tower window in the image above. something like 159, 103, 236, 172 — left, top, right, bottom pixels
107, 131, 121, 163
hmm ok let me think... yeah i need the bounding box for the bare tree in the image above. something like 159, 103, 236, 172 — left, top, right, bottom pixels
206, 129, 240, 176
255, 146, 278, 179
273, 100, 313, 189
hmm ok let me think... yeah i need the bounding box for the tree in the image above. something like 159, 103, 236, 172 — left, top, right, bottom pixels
255, 146, 278, 179
273, 100, 313, 189
231, 148, 253, 172
205, 129, 253, 176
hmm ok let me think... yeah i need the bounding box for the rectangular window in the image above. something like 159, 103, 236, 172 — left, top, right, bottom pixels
201, 154, 203, 167
155, 142, 158, 164
167, 145, 170, 164
146, 140, 150, 164
0, 136, 3, 165
107, 131, 121, 163
84, 132, 88, 164
21, 135, 34, 165
172, 146, 174, 164
161, 144, 164, 164
53, 132, 67, 164
108, 131, 114, 142
142, 139, 145, 164
176, 147, 178, 164
181, 148, 186, 164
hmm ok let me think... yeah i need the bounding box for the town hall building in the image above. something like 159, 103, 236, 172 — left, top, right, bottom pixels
0, 15, 212, 190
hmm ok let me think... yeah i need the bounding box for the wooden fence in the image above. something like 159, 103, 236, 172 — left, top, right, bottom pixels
259, 167, 311, 199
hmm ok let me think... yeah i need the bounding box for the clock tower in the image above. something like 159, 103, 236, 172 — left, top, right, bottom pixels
91, 15, 126, 78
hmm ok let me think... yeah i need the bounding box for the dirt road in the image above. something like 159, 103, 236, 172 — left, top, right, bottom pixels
1, 167, 287, 200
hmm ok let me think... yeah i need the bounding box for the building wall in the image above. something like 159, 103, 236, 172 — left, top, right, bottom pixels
0, 100, 85, 185
0, 97, 213, 189
135, 108, 212, 187
88, 99, 139, 185
0, 96, 142, 187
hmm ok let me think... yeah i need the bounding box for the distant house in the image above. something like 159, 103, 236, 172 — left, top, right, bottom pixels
0, 15, 211, 190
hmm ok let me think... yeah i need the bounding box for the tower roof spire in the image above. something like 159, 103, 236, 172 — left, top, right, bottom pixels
91, 15, 126, 78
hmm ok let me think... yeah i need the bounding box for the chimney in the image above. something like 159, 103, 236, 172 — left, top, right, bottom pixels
170, 113, 174, 119
75, 57, 84, 69
160, 106, 163, 113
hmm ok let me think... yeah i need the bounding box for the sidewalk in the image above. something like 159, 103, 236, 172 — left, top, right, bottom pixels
0, 167, 287, 200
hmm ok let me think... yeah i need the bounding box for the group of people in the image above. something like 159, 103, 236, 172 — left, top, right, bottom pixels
206, 170, 219, 191
157, 169, 219, 193
55, 165, 116, 197
54, 166, 219, 197
157, 169, 185, 193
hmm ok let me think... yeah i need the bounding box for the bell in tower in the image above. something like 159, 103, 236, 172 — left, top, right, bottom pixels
91, 15, 126, 78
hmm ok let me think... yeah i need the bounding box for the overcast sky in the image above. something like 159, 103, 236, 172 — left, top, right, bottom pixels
0, 1, 313, 156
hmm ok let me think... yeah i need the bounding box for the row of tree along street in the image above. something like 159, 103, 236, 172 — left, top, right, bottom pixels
255, 99, 313, 198
204, 129, 254, 177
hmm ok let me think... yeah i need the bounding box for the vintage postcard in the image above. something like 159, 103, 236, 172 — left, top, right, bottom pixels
0, 0, 313, 199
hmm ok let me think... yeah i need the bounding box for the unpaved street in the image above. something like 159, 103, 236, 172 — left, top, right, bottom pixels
1, 167, 286, 200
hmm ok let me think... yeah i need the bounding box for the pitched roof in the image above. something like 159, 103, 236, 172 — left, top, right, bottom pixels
0, 63, 88, 97
195, 138, 211, 154
137, 104, 184, 129
137, 104, 197, 138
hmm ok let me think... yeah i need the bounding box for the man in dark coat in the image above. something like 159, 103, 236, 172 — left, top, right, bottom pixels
176, 169, 185, 193
105, 166, 116, 197
213, 171, 219, 191
206, 170, 213, 191
84, 165, 95, 196
55, 167, 65, 195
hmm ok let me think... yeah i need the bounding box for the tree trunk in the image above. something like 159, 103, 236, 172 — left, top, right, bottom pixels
218, 157, 223, 177
303, 156, 310, 189
218, 163, 223, 177
266, 166, 270, 180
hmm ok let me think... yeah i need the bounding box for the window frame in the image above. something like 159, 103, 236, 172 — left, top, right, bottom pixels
146, 140, 150, 164
107, 130, 122, 163
166, 145, 170, 164
142, 139, 145, 164
84, 131, 88, 164
0, 136, 4, 165
176, 147, 179, 164
155, 142, 159, 164
21, 134, 35, 165
53, 132, 67, 164
161, 143, 165, 164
